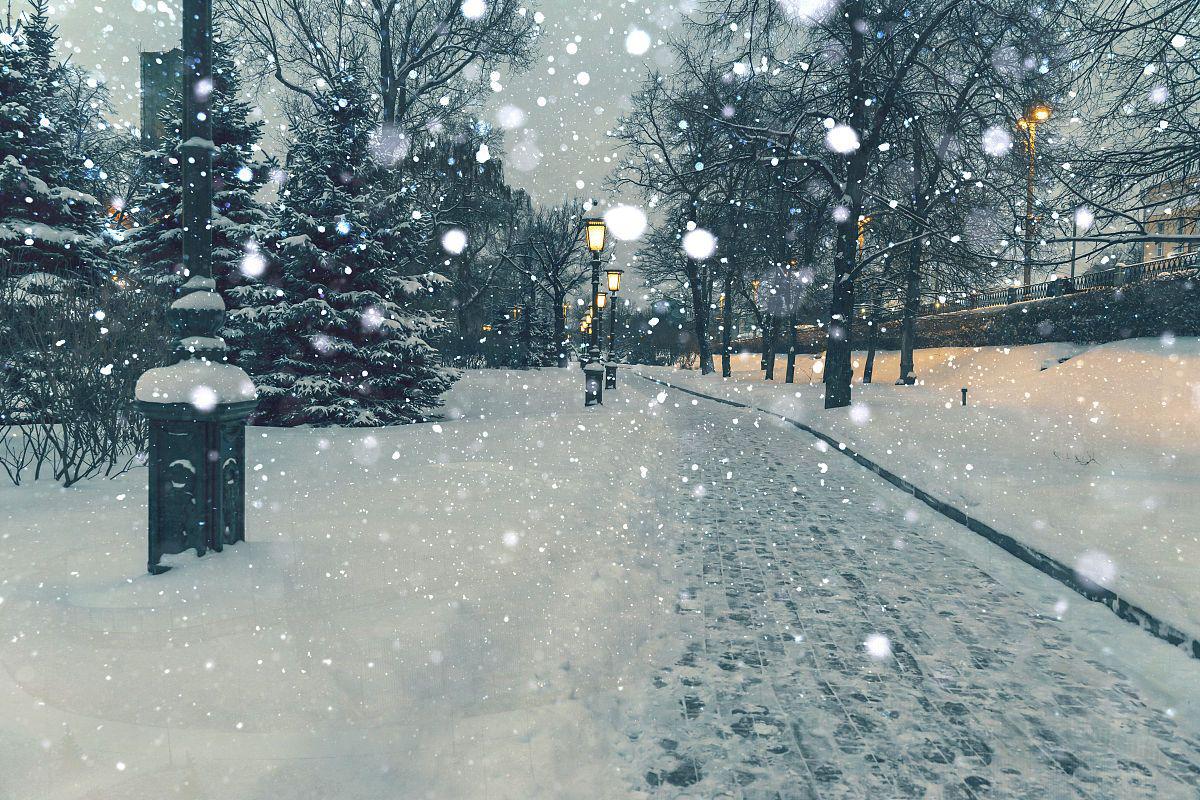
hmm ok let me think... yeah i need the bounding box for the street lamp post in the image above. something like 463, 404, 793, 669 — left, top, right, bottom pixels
582, 217, 607, 406
605, 269, 623, 389
513, 304, 529, 368
583, 218, 606, 362
1018, 103, 1052, 288
134, 0, 256, 574
595, 291, 608, 387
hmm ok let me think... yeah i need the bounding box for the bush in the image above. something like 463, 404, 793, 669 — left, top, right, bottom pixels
0, 269, 170, 486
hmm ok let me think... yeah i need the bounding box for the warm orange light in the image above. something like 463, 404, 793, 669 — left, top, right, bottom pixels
595, 291, 608, 309
584, 218, 607, 253
606, 269, 623, 293
1029, 103, 1052, 123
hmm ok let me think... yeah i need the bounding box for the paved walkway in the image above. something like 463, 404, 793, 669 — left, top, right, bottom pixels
624, 380, 1200, 799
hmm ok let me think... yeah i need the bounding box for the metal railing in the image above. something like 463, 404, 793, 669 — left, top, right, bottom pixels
855, 251, 1199, 321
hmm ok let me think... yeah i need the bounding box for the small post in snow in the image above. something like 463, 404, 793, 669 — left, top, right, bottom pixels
961, 387, 968, 407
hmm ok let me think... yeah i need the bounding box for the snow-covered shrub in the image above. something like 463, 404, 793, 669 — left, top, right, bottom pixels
0, 269, 169, 486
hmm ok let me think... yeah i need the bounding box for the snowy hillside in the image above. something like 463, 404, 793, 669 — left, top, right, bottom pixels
0, 371, 680, 798
642, 337, 1200, 637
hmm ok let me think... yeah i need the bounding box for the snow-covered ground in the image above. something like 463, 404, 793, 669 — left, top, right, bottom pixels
0, 370, 680, 799
639, 337, 1200, 638
4, 363, 1200, 798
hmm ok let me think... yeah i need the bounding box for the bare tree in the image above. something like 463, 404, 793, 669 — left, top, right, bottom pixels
221, 0, 536, 131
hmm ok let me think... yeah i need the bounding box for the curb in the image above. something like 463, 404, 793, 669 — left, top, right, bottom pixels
633, 371, 1200, 661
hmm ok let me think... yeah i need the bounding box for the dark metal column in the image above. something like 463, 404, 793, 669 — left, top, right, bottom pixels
136, 0, 256, 573
588, 252, 601, 362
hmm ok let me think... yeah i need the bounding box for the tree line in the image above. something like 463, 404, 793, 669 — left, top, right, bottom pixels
0, 0, 614, 457
611, 0, 1200, 408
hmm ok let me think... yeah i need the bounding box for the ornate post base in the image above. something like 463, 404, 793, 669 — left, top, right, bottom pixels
138, 398, 256, 574
584, 363, 604, 406
604, 363, 617, 390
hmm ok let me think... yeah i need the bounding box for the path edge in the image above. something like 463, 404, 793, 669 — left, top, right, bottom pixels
632, 370, 1200, 661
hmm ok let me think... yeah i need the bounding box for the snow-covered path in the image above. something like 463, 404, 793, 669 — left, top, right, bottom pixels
3, 368, 1200, 799
627, 373, 1200, 799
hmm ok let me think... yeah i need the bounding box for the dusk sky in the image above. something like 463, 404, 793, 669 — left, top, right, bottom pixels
53, 0, 682, 207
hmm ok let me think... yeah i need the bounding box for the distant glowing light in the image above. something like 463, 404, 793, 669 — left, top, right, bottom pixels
604, 205, 648, 241
497, 105, 525, 129
240, 250, 266, 278
1074, 206, 1095, 231
825, 124, 860, 154
442, 228, 468, 254
982, 126, 1013, 156
625, 29, 651, 55
682, 228, 717, 260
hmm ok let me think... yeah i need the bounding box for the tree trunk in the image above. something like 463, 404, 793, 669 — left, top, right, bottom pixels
862, 279, 878, 384
721, 272, 734, 378
785, 312, 797, 383
898, 143, 926, 385
554, 292, 568, 367
764, 317, 776, 380
824, 221, 859, 409
863, 316, 877, 384
760, 314, 770, 371
897, 240, 922, 385
687, 265, 714, 373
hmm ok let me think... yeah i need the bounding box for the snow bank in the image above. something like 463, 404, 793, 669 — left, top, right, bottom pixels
0, 368, 676, 798
135, 360, 257, 405
642, 338, 1200, 636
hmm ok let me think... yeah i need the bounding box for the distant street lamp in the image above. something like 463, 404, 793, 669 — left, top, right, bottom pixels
135, 0, 256, 574
1018, 102, 1052, 288
605, 268, 623, 360
857, 215, 872, 255
581, 216, 607, 406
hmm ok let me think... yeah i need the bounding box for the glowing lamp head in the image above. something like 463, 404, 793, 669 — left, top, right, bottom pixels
1029, 103, 1052, 123
595, 291, 608, 309
606, 269, 624, 293
584, 217, 607, 253
512, 305, 522, 318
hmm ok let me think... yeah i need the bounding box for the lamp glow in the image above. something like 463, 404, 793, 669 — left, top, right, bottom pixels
606, 269, 624, 293
584, 217, 607, 253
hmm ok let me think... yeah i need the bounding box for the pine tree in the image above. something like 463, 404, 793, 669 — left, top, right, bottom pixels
239, 70, 455, 427
0, 0, 107, 281
113, 34, 268, 360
